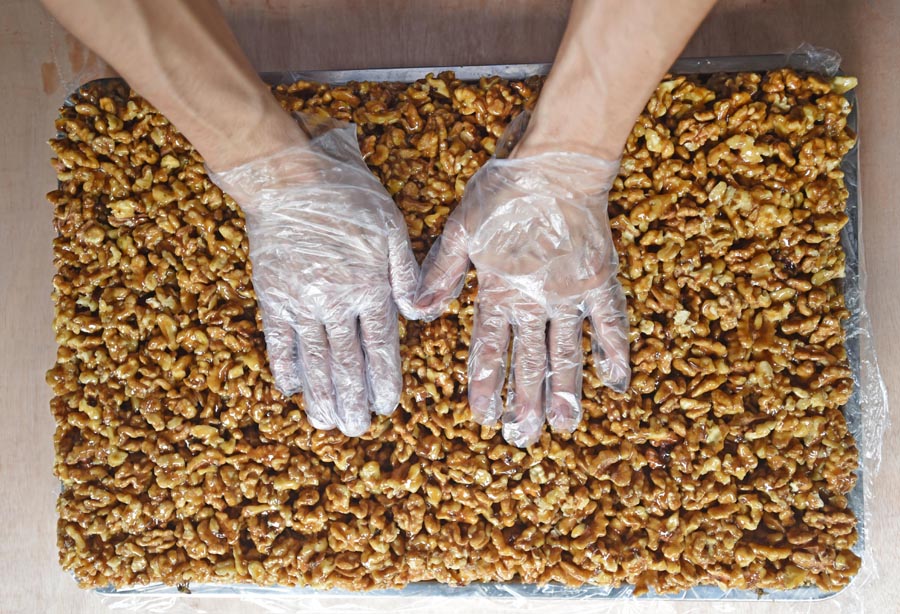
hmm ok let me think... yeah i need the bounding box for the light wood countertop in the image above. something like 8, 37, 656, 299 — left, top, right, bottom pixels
2, 1, 897, 612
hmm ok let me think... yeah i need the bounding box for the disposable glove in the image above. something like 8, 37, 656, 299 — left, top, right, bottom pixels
209, 123, 419, 437
415, 153, 631, 447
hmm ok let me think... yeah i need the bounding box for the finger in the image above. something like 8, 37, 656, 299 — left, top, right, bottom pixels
503, 311, 548, 448
547, 309, 585, 433
467, 299, 509, 426
413, 217, 469, 320
589, 278, 632, 393
359, 298, 402, 416
294, 317, 338, 430
259, 306, 303, 398
385, 207, 422, 320
325, 317, 371, 437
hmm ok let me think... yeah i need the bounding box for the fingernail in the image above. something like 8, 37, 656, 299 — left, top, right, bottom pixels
416, 301, 443, 320
606, 378, 629, 394
372, 381, 401, 416
337, 412, 371, 438
547, 393, 582, 434
305, 413, 337, 431
469, 393, 502, 426
274, 377, 303, 399
374, 398, 398, 416
599, 360, 631, 394
604, 369, 631, 393
502, 420, 542, 448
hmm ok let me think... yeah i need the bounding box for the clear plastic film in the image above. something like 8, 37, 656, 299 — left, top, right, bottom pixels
40, 13, 114, 101
67, 46, 887, 613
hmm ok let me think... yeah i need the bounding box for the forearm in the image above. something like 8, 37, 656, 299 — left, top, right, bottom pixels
515, 0, 716, 160
40, 0, 306, 171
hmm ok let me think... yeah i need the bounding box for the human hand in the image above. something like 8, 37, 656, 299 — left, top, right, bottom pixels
414, 153, 631, 447
209, 122, 419, 437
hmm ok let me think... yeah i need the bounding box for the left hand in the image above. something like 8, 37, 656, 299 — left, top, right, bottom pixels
414, 152, 631, 448
209, 123, 420, 437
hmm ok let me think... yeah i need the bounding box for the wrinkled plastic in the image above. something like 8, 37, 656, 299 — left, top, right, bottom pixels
208, 121, 420, 437
90, 46, 889, 612
415, 153, 630, 448
41, 15, 114, 100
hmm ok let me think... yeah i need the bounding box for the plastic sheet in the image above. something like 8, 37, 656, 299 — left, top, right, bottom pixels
69, 47, 887, 613
41, 15, 114, 101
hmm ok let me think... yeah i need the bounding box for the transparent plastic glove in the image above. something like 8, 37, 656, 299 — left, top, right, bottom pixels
208, 123, 419, 437
415, 153, 631, 448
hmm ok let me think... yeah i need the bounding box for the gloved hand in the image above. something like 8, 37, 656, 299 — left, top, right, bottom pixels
209, 123, 419, 437
414, 153, 631, 448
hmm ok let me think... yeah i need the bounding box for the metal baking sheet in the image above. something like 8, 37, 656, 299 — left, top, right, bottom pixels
74, 53, 863, 602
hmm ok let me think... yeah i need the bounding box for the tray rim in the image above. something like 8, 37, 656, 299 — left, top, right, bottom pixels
59, 53, 863, 603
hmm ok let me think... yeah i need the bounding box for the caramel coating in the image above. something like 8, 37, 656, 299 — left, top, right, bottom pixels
48, 69, 859, 595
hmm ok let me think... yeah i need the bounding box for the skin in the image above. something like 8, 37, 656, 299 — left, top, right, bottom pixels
40, 0, 308, 172
40, 0, 715, 168
515, 0, 717, 160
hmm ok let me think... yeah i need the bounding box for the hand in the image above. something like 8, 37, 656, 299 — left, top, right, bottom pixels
209, 123, 419, 437
414, 153, 631, 447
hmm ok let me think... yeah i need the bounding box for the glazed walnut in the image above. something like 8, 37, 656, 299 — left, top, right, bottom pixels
48, 69, 859, 595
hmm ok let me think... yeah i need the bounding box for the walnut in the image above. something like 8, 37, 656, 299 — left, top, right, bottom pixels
49, 68, 858, 594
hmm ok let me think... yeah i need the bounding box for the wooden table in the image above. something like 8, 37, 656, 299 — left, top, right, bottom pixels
2, 1, 897, 612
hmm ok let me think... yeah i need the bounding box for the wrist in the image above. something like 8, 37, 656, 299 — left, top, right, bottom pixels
200, 91, 311, 173
513, 22, 637, 162
511, 77, 624, 161
511, 116, 621, 160
510, 101, 624, 161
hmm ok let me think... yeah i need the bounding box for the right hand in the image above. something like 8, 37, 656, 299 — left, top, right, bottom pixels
208, 123, 419, 437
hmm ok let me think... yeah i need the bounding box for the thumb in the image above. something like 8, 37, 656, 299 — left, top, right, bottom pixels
414, 216, 470, 321
385, 207, 422, 320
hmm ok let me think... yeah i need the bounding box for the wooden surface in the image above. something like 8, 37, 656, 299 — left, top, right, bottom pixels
2, 1, 898, 612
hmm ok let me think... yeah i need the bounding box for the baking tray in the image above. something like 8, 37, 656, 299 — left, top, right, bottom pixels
67, 53, 863, 602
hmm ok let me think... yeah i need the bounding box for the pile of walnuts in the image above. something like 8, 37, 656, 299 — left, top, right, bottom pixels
47, 68, 859, 595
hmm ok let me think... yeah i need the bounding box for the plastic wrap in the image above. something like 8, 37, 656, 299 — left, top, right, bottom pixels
41, 15, 113, 101
62, 47, 886, 613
